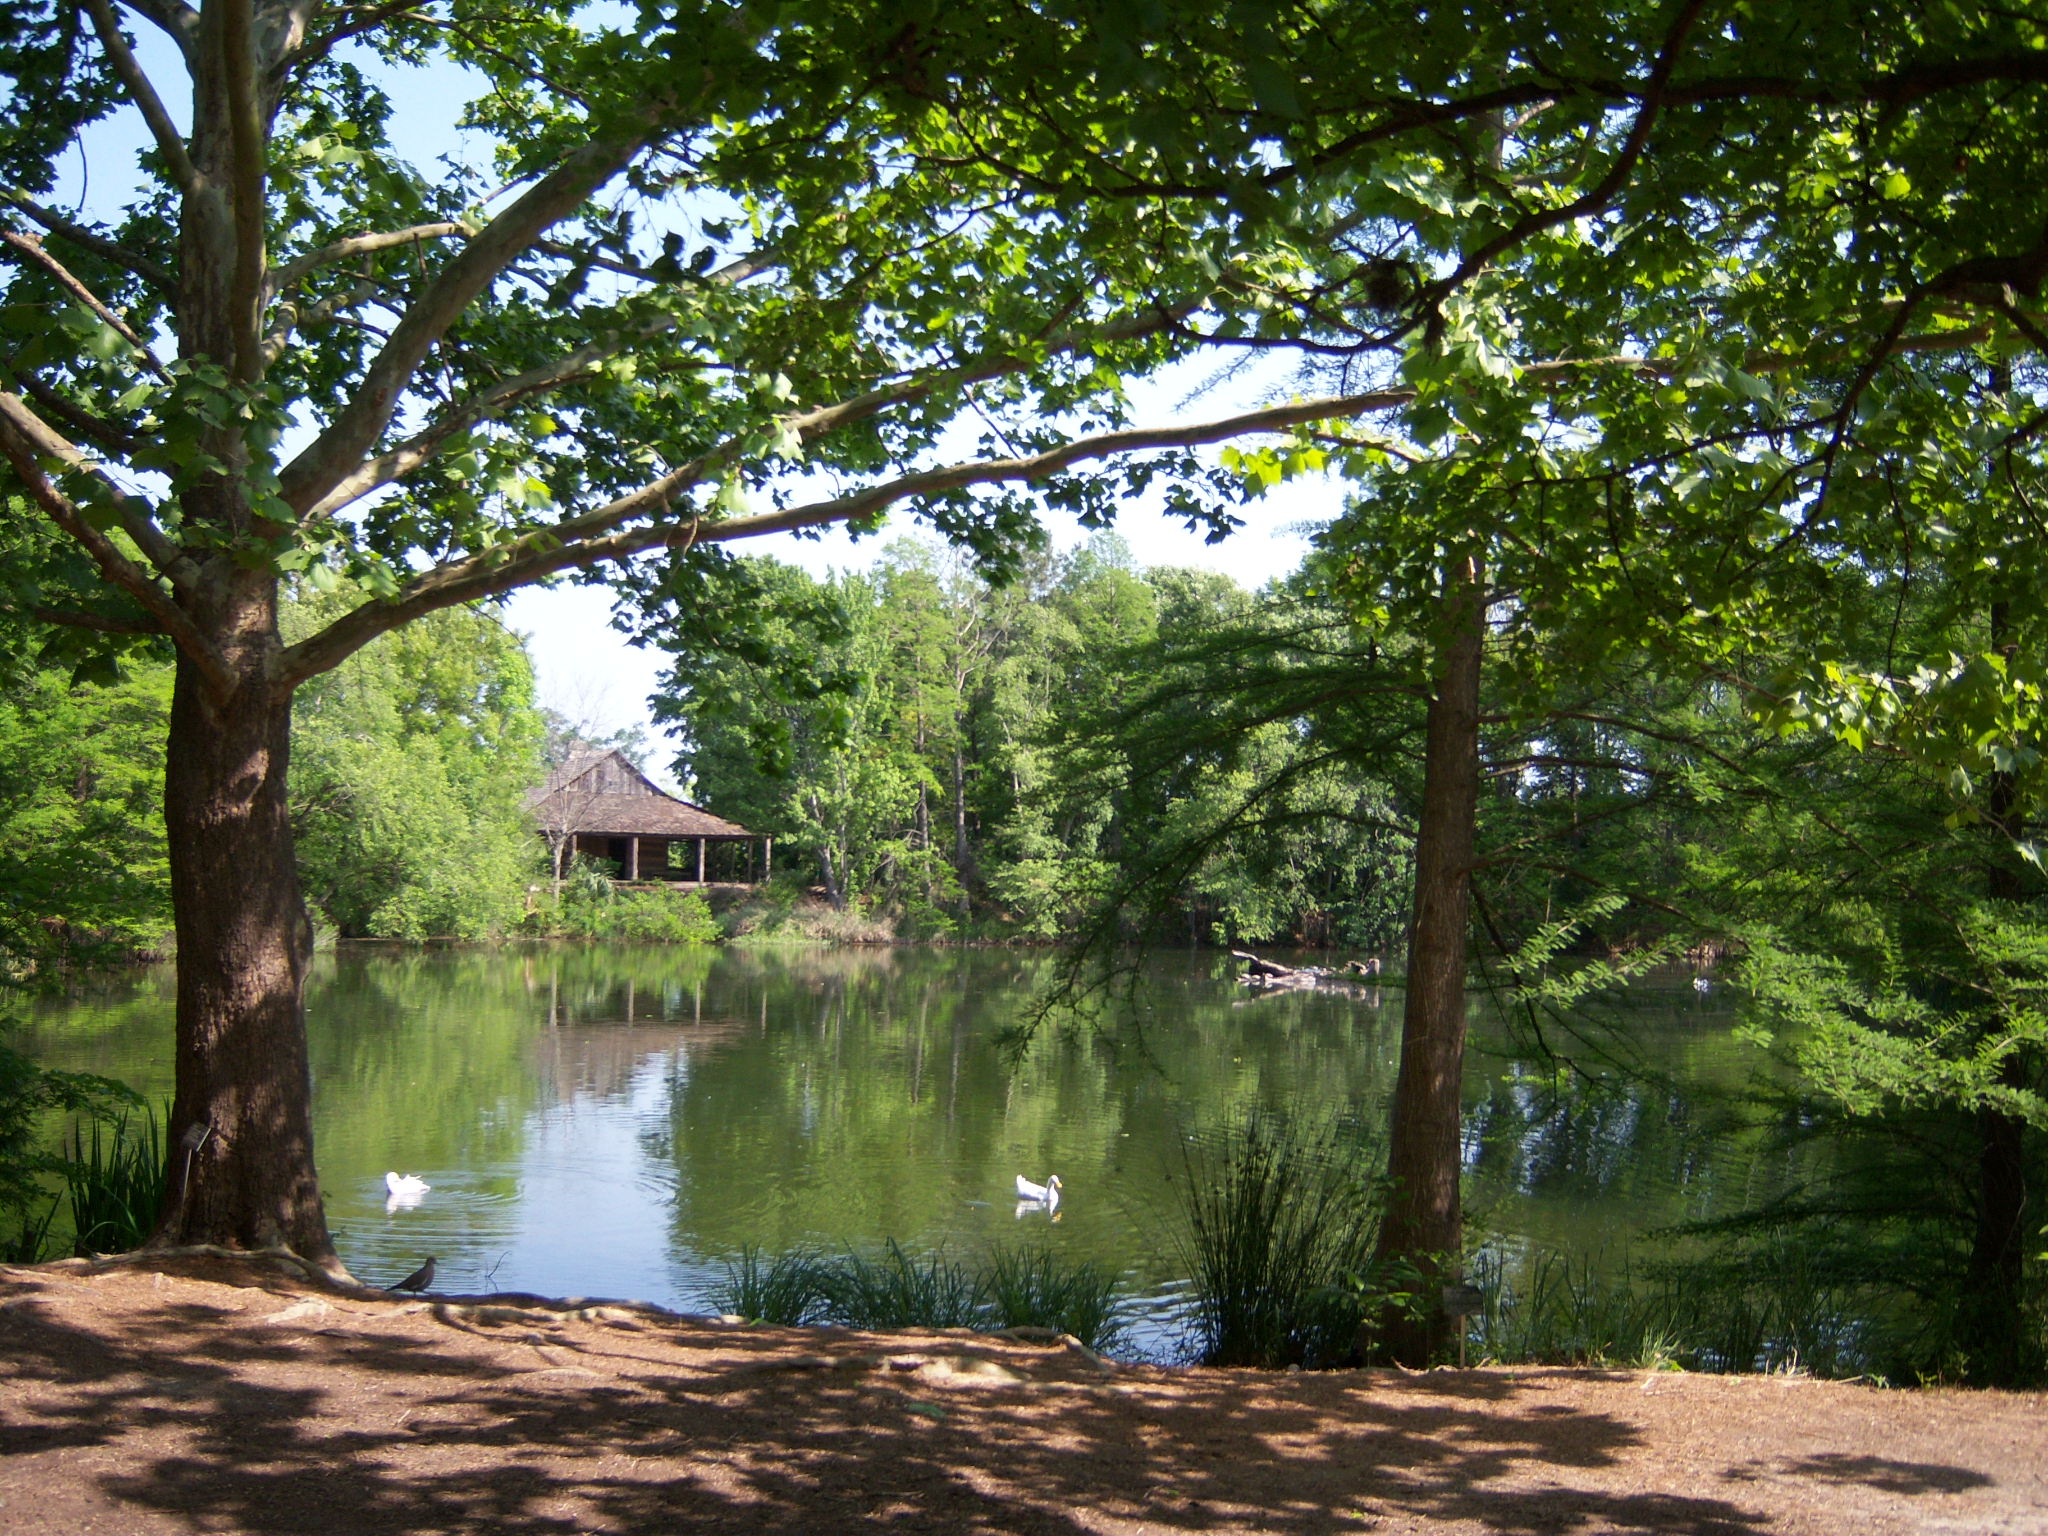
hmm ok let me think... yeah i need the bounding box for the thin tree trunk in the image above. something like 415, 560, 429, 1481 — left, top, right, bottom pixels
952, 737, 972, 913
1958, 595, 2032, 1381
1369, 554, 1484, 1364
155, 585, 335, 1265
807, 793, 844, 907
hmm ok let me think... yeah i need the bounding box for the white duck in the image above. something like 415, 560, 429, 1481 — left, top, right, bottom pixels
1015, 1173, 1062, 1207
385, 1171, 431, 1198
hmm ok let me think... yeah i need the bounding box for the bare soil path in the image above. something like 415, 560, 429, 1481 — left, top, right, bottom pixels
2, 1255, 2043, 1534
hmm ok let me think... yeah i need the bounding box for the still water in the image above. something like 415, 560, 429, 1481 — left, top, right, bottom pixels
20, 945, 1775, 1358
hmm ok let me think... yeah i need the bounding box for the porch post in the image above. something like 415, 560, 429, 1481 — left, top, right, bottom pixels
625, 836, 639, 882
764, 836, 772, 879
696, 837, 706, 884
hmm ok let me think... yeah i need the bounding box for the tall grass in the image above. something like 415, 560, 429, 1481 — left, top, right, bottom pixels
66, 1106, 165, 1255
715, 1245, 831, 1326
1174, 1116, 1381, 1368
709, 1241, 1130, 1351
814, 1240, 986, 1330
1, 1194, 59, 1263
983, 1246, 1128, 1354
1467, 1237, 1871, 1376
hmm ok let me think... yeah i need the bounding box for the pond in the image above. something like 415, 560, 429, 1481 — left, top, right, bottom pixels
19, 945, 1783, 1360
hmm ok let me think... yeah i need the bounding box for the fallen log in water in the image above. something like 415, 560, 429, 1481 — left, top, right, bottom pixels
1230, 950, 1384, 992
1230, 949, 1298, 980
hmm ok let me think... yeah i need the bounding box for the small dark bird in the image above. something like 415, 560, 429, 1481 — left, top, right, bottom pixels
391, 1256, 437, 1293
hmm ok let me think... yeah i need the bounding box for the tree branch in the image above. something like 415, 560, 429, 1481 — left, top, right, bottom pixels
267, 221, 471, 298
276, 131, 652, 515
0, 394, 226, 690
274, 298, 2028, 690
300, 324, 675, 521
30, 603, 162, 636
274, 383, 1415, 686
85, 0, 200, 195
0, 391, 189, 583
15, 371, 145, 455
0, 229, 171, 379
6, 196, 176, 299
117, 0, 199, 60
1427, 0, 1710, 305
285, 1, 437, 77
300, 279, 1205, 526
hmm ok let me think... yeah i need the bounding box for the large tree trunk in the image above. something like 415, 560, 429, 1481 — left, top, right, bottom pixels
154, 580, 335, 1267
1369, 554, 1484, 1364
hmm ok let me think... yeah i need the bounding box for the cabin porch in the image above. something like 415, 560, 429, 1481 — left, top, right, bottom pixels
568, 831, 773, 885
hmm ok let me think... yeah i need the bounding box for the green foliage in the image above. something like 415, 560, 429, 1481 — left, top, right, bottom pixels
981, 1245, 1129, 1354
287, 589, 547, 940
64, 1106, 165, 1257
1173, 1116, 1382, 1368
711, 1239, 1129, 1352
544, 866, 719, 944
713, 1245, 830, 1327
1738, 908, 2048, 1132
0, 1026, 138, 1259
811, 1240, 988, 1331
0, 661, 173, 970
1467, 1240, 1870, 1378
654, 540, 1410, 948
0, 587, 555, 954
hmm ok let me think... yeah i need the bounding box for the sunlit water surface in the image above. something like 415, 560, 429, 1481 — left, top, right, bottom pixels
22, 945, 1775, 1360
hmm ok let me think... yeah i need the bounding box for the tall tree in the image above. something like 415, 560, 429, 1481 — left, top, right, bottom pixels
5, 0, 2047, 1277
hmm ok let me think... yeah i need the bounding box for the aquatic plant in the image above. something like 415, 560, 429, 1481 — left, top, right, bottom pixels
812, 1240, 986, 1330
1465, 1237, 1872, 1377
0, 1027, 139, 1262
1174, 1115, 1381, 1368
712, 1245, 830, 1326
711, 1241, 1132, 1353
983, 1245, 1129, 1354
66, 1106, 166, 1256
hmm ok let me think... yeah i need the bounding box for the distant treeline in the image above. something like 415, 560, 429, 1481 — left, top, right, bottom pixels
0, 589, 553, 958
651, 534, 1412, 948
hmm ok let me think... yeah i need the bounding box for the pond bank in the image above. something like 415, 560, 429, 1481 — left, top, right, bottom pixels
2, 1254, 2042, 1535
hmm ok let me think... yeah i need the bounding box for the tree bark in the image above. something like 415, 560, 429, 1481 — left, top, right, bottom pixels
1369, 553, 1484, 1364
807, 792, 844, 907
155, 576, 335, 1266
1957, 594, 2032, 1381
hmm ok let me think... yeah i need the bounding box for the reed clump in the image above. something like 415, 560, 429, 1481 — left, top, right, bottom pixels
1466, 1238, 1872, 1376
66, 1106, 166, 1256
1173, 1115, 1382, 1368
982, 1245, 1127, 1353
710, 1241, 1129, 1352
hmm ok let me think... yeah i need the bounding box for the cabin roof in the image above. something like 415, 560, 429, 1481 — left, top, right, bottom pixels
528, 748, 756, 839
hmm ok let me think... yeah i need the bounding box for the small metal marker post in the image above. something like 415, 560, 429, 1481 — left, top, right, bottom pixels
1442, 1282, 1486, 1368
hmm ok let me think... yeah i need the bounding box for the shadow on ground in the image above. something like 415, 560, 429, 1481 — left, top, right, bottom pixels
1, 1258, 2029, 1535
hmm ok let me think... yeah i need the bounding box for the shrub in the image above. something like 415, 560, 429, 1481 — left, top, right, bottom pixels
546, 860, 720, 943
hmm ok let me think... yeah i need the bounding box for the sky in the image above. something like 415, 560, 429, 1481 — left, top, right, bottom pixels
47, 15, 1355, 779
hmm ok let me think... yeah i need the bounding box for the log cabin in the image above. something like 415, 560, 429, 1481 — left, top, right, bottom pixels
528, 748, 770, 885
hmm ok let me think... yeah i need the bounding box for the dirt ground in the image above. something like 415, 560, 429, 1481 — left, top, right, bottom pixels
1, 1254, 2043, 1535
